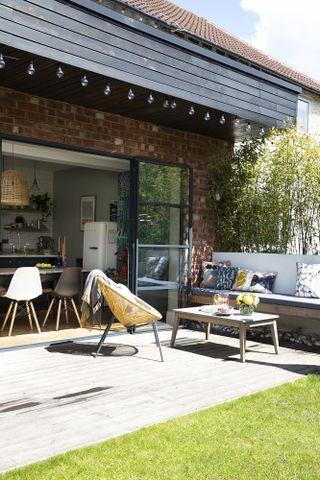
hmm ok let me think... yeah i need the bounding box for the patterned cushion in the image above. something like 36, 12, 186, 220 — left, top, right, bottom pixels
201, 264, 219, 288
201, 261, 215, 276
295, 263, 320, 298
232, 269, 254, 291
249, 272, 277, 293
216, 266, 238, 290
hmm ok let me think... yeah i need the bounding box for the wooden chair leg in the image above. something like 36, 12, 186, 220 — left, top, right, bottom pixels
56, 299, 62, 331
42, 298, 54, 327
63, 298, 69, 324
71, 298, 82, 327
8, 302, 18, 337
26, 301, 33, 330
1, 301, 13, 332
29, 302, 41, 334
205, 321, 211, 340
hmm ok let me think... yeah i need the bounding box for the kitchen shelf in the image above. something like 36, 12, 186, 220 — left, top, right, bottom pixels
4, 227, 47, 232
1, 208, 42, 215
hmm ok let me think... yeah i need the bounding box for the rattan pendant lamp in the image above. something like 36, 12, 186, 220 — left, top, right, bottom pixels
1, 144, 30, 207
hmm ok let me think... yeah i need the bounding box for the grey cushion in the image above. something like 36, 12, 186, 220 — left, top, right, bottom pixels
153, 256, 169, 280
191, 287, 320, 310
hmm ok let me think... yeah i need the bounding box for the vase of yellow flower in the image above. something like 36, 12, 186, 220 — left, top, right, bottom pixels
236, 293, 259, 316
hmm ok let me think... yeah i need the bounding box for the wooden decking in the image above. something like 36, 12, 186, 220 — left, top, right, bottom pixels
0, 325, 320, 473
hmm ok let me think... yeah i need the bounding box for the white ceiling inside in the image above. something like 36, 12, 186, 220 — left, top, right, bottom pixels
2, 140, 130, 172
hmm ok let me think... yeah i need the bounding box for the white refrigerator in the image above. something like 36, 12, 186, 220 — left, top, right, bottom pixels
83, 221, 117, 271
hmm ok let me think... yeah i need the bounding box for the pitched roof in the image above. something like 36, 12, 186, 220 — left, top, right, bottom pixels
118, 0, 320, 93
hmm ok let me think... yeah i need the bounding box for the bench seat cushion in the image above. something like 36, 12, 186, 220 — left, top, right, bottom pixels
191, 287, 320, 310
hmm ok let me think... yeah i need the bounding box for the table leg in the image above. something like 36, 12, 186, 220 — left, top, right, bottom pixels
271, 320, 279, 354
205, 321, 211, 340
239, 325, 246, 363
170, 313, 181, 347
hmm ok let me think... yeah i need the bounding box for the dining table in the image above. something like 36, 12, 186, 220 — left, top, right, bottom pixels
0, 267, 90, 292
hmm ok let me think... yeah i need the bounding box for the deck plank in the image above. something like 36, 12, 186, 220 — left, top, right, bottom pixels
0, 326, 320, 473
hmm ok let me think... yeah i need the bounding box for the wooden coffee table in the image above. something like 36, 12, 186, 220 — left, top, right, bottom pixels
171, 306, 280, 363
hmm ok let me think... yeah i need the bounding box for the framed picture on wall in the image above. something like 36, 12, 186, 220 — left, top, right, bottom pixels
80, 195, 96, 231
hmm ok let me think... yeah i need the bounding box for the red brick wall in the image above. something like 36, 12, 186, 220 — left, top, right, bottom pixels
0, 86, 231, 280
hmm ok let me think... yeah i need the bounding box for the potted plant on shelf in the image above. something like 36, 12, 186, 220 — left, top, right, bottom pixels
30, 193, 53, 220
15, 215, 25, 229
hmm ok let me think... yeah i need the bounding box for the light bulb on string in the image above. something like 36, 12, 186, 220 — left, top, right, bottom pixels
220, 114, 226, 125
170, 98, 177, 109
234, 116, 240, 125
27, 60, 35, 75
188, 105, 195, 115
163, 98, 169, 108
246, 122, 252, 133
260, 126, 265, 136
104, 83, 111, 95
147, 93, 155, 104
204, 112, 210, 121
81, 74, 88, 87
0, 53, 5, 69
127, 88, 135, 100
56, 64, 64, 79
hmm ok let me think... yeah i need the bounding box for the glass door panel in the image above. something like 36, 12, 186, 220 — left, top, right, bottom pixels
136, 161, 191, 320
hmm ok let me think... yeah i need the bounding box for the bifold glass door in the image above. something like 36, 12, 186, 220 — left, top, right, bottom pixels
136, 160, 192, 321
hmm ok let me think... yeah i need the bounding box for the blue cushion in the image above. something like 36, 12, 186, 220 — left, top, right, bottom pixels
216, 266, 238, 290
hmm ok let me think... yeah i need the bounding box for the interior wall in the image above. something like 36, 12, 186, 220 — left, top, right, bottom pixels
53, 167, 119, 266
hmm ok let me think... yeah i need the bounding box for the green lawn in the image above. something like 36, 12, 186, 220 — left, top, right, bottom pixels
2, 375, 320, 480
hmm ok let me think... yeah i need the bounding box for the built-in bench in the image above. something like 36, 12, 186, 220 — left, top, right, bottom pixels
191, 252, 320, 334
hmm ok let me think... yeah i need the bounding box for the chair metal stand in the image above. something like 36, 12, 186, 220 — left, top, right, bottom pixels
94, 318, 164, 362
94, 316, 115, 357
152, 321, 164, 362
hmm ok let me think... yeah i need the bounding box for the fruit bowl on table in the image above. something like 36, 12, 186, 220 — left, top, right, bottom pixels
35, 263, 53, 269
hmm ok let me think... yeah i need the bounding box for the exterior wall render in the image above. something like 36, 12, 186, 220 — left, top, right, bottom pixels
300, 91, 320, 135
0, 86, 231, 279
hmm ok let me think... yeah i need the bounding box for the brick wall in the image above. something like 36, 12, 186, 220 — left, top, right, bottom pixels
0, 86, 232, 280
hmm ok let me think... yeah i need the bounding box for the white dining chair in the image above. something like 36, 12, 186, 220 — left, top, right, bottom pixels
1, 267, 43, 336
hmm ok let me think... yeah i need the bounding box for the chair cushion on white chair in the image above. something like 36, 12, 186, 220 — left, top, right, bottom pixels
5, 267, 42, 301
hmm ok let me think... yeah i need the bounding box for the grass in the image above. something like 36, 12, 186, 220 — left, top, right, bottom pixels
2, 375, 320, 480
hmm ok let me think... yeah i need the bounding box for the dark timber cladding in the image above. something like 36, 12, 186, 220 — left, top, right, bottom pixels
0, 0, 300, 126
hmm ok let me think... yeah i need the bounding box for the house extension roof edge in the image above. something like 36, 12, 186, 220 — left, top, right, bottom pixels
66, 0, 301, 94
115, 0, 320, 95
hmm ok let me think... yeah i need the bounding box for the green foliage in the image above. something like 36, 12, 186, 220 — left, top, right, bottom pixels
30, 193, 52, 220
138, 162, 189, 245
2, 375, 320, 480
208, 127, 320, 254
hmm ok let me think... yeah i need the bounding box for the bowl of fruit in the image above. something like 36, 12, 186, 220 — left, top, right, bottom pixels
35, 262, 53, 269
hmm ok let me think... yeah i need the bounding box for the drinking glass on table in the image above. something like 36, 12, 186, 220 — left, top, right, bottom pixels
213, 293, 229, 312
